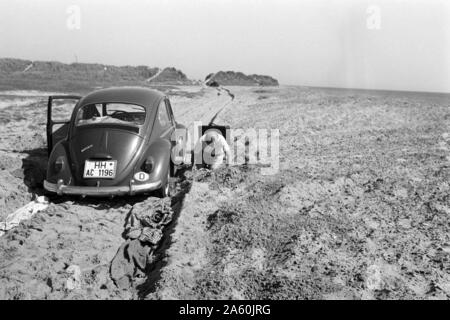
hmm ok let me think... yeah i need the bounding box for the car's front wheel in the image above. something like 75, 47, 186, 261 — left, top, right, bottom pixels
156, 165, 170, 198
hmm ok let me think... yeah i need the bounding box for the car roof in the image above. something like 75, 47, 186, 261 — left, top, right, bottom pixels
78, 87, 165, 109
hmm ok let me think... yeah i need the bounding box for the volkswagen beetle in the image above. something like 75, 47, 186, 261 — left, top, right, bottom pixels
43, 87, 188, 197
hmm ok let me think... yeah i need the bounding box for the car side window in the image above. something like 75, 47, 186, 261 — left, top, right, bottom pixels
158, 100, 171, 130
165, 99, 175, 125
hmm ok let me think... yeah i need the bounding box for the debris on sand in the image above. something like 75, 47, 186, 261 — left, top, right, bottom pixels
66, 265, 82, 290
0, 196, 48, 237
130, 197, 173, 230
110, 197, 173, 289
110, 241, 139, 289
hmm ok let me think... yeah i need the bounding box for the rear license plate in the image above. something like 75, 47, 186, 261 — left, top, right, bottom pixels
83, 160, 117, 179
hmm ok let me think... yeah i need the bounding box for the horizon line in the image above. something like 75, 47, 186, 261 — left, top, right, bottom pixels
1, 56, 448, 95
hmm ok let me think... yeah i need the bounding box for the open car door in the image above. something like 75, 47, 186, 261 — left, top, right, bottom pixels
47, 95, 81, 155
198, 124, 230, 144
195, 123, 231, 166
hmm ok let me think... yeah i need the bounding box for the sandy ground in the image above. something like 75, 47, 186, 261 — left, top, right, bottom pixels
147, 86, 450, 300
0, 87, 234, 299
0, 85, 449, 299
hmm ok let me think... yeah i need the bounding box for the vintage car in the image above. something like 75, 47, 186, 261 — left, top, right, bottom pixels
43, 87, 187, 197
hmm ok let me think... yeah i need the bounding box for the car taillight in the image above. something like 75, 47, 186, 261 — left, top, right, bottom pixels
143, 157, 154, 173
54, 156, 65, 173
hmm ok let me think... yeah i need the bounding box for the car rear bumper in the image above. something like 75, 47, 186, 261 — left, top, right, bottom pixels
43, 179, 162, 196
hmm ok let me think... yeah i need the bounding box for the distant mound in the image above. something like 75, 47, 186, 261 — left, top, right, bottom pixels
205, 71, 278, 86
147, 67, 191, 84
0, 58, 194, 92
0, 58, 32, 73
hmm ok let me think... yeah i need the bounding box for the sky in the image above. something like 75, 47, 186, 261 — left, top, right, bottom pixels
0, 0, 449, 92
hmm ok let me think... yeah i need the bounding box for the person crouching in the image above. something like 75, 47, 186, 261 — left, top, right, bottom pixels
194, 131, 231, 170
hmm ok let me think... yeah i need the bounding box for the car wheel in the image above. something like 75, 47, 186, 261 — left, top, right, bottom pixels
157, 165, 170, 198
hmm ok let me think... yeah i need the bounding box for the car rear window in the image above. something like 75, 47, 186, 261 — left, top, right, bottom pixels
75, 103, 146, 127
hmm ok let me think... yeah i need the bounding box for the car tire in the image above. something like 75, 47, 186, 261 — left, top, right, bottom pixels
157, 165, 170, 198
